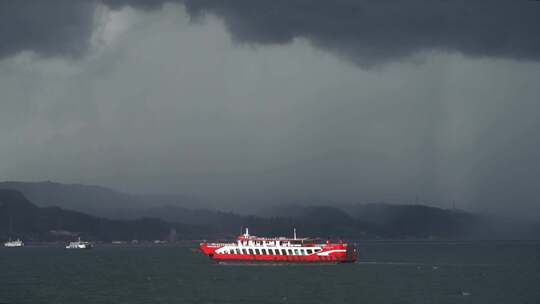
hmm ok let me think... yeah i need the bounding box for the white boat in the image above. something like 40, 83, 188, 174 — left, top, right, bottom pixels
4, 238, 24, 248
4, 216, 24, 247
66, 237, 93, 249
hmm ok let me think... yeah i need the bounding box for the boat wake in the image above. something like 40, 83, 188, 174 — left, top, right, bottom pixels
356, 261, 501, 267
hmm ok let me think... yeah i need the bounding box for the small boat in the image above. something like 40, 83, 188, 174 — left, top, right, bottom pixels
4, 216, 24, 247
200, 228, 357, 263
66, 237, 93, 249
4, 238, 24, 248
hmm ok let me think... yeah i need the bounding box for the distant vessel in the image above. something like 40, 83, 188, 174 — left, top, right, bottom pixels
4, 238, 24, 248
200, 228, 357, 263
66, 237, 93, 249
4, 215, 23, 247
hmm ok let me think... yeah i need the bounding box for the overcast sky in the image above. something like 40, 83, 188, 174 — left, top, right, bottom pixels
1, 1, 540, 218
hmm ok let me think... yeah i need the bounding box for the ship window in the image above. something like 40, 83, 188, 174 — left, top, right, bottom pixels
294, 249, 299, 255
248, 249, 254, 255
299, 249, 304, 255
287, 249, 293, 255
270, 249, 275, 255
242, 249, 247, 254
256, 249, 261, 255
307, 249, 312, 254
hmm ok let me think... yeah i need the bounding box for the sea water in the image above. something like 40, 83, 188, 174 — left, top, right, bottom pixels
1, 241, 539, 304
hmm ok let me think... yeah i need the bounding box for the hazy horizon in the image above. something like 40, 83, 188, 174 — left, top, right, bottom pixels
1, 1, 540, 220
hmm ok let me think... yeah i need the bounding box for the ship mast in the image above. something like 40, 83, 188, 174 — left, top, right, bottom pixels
8, 214, 13, 241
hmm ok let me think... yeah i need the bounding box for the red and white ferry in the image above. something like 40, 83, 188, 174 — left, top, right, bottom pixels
199, 228, 357, 263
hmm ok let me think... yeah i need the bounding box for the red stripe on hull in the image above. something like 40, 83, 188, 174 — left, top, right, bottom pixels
211, 254, 349, 263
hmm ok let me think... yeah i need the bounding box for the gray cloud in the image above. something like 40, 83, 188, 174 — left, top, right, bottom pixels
0, 2, 540, 220
2, 1, 540, 65
0, 0, 95, 59
179, 0, 540, 65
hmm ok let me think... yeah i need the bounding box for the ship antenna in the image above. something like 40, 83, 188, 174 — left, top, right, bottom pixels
294, 228, 297, 240
8, 214, 12, 241
245, 227, 249, 237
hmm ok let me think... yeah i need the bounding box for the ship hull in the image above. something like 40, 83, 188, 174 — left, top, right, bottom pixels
199, 228, 358, 264
200, 243, 357, 263
4, 240, 24, 247
210, 256, 355, 263
4, 243, 24, 248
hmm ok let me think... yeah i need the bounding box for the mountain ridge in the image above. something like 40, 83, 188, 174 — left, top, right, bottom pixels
1, 182, 539, 240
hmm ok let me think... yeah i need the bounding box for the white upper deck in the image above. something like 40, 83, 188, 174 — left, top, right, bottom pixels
235, 228, 325, 247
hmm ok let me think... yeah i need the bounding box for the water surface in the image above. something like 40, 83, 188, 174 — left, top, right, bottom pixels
1, 241, 539, 304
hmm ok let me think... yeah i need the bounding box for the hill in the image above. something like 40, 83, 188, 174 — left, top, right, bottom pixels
0, 181, 200, 219
2, 182, 540, 240
0, 189, 201, 241
259, 203, 540, 240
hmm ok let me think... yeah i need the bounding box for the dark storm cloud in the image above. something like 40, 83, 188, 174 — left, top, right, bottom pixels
1, 1, 540, 220
178, 0, 540, 65
2, 1, 540, 64
0, 0, 95, 59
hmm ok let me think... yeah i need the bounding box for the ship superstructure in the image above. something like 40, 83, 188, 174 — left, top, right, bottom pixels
66, 237, 93, 249
199, 228, 357, 263
4, 238, 24, 248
